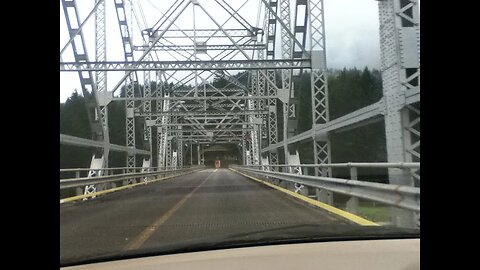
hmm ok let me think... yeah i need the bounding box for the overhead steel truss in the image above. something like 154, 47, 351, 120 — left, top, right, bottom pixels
60, 59, 310, 71
61, 0, 420, 228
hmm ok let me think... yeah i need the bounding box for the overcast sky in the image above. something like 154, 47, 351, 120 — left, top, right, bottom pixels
60, 0, 382, 102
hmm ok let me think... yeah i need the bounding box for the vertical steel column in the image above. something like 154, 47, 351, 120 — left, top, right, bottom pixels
177, 140, 183, 168
156, 72, 166, 169
166, 134, 172, 168
280, 0, 303, 178
172, 150, 178, 169
161, 98, 170, 169
267, 70, 278, 145
248, 98, 260, 165
95, 0, 109, 168
190, 142, 193, 165
177, 118, 184, 168
114, 0, 137, 176
241, 130, 247, 166
143, 63, 152, 166
264, 0, 279, 167
308, 0, 333, 205
404, 104, 420, 184
61, 0, 104, 143
171, 110, 178, 169
200, 145, 205, 165
125, 77, 136, 175
256, 8, 268, 167
90, 0, 110, 192
197, 144, 201, 166
257, 71, 268, 149
378, 0, 420, 228
61, 0, 107, 195
308, 0, 331, 176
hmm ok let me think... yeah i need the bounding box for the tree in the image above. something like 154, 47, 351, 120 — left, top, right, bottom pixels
60, 90, 93, 169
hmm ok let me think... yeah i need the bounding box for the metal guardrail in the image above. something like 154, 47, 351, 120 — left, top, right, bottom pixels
231, 163, 420, 212
60, 166, 204, 190
60, 166, 185, 179
251, 162, 420, 182
253, 162, 420, 169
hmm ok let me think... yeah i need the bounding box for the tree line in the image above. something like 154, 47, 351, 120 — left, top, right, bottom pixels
60, 67, 387, 181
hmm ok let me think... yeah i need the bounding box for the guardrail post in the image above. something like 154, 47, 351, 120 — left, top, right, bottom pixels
315, 167, 334, 205
346, 167, 359, 214
316, 189, 333, 205
110, 168, 117, 188
121, 169, 128, 186
75, 171, 82, 196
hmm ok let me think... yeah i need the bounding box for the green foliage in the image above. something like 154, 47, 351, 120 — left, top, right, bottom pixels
328, 67, 383, 119
60, 90, 91, 138
60, 68, 386, 175
60, 90, 94, 169
60, 89, 128, 169
296, 72, 313, 133
327, 67, 387, 180
295, 67, 387, 181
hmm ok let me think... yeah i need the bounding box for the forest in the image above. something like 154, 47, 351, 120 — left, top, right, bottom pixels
60, 67, 388, 182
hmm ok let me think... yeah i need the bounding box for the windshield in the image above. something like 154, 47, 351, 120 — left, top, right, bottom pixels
60, 0, 420, 267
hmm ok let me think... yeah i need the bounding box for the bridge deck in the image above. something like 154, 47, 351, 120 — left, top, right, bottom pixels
60, 169, 351, 263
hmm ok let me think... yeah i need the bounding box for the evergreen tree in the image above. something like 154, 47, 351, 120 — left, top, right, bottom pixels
60, 68, 386, 181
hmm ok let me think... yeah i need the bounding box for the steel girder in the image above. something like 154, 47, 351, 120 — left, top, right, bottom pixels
61, 0, 109, 197
279, 0, 294, 171
60, 134, 150, 156
404, 103, 420, 183
136, 110, 268, 117
378, 0, 420, 228
61, 0, 105, 143
87, 0, 110, 195
142, 66, 153, 167
307, 0, 333, 205
59, 1, 420, 228
114, 0, 138, 178
262, 1, 280, 167
60, 59, 311, 71
147, 28, 259, 39
134, 44, 266, 51
247, 98, 260, 165
158, 92, 171, 169
267, 78, 279, 165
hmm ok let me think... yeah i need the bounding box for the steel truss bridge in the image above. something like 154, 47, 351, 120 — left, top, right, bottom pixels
60, 0, 420, 246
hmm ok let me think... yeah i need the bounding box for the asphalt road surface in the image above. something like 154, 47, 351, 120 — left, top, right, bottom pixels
60, 168, 350, 264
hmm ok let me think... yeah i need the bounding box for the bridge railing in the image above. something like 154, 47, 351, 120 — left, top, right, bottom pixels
250, 162, 419, 181
60, 165, 205, 201
230, 163, 420, 226
60, 166, 186, 179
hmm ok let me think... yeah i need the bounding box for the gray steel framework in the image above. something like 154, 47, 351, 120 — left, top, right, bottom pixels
60, 59, 311, 71
61, 0, 110, 196
60, 0, 420, 228
378, 0, 420, 228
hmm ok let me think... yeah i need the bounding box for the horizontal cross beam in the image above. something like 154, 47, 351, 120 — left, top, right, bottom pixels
60, 134, 150, 155
60, 59, 311, 71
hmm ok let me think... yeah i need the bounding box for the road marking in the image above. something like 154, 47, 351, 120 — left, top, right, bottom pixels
59, 169, 204, 204
123, 172, 212, 251
214, 169, 218, 172
229, 168, 378, 226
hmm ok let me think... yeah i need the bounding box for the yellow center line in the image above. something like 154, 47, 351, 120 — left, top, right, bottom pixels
60, 169, 204, 204
123, 172, 212, 251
